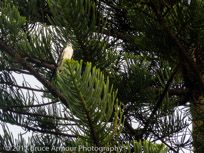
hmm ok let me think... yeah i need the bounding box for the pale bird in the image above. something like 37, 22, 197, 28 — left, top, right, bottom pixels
58, 44, 73, 70
62, 43, 73, 60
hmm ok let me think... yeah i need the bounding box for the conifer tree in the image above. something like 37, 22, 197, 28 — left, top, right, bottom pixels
0, 0, 204, 153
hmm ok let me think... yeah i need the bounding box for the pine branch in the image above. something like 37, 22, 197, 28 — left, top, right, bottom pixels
8, 100, 59, 109
150, 2, 204, 90
6, 108, 69, 121
0, 81, 49, 92
150, 129, 177, 152
1, 108, 77, 136
67, 62, 100, 147
21, 123, 77, 138
0, 40, 69, 108
26, 58, 57, 70
142, 63, 180, 138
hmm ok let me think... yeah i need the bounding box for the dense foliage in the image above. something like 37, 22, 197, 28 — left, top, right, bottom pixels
0, 0, 204, 152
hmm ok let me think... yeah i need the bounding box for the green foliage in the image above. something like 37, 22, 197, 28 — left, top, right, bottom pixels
122, 140, 168, 153
67, 138, 168, 153
17, 26, 55, 62
57, 59, 124, 146
0, 124, 168, 153
48, 0, 117, 70
0, 2, 26, 43
2, 0, 204, 152
0, 124, 67, 153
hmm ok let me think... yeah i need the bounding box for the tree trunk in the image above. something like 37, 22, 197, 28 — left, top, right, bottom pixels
191, 97, 204, 153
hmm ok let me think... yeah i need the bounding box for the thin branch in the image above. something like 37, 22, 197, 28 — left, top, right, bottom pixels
139, 9, 157, 21
111, 29, 134, 42
120, 69, 190, 143
21, 123, 77, 138
75, 34, 89, 61
142, 64, 180, 137
150, 129, 178, 153
0, 81, 49, 92
100, 0, 126, 16
124, 119, 142, 141
3, 109, 77, 137
4, 68, 32, 75
6, 108, 69, 121
26, 58, 57, 71
0, 40, 69, 108
8, 100, 59, 109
